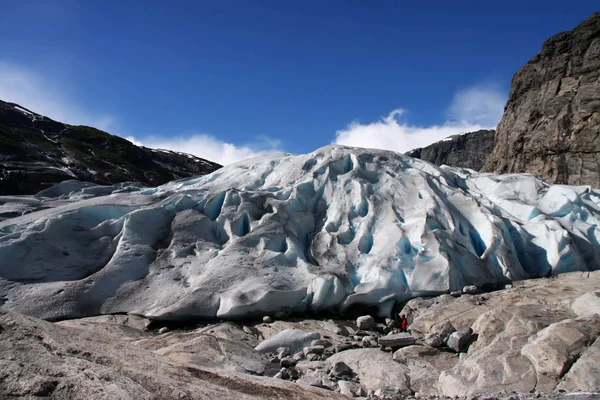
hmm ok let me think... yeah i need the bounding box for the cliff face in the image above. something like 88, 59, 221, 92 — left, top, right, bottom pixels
482, 13, 600, 187
405, 130, 495, 171
0, 99, 221, 195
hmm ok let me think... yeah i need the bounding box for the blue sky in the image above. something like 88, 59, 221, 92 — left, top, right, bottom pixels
0, 1, 598, 164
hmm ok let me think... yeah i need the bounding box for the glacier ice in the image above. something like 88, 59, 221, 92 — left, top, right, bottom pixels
1, 145, 599, 321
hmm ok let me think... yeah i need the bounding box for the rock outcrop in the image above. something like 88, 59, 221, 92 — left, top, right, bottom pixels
405, 129, 495, 171
0, 99, 221, 195
483, 13, 600, 187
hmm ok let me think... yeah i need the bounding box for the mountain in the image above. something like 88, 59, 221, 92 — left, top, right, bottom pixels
1, 145, 598, 321
482, 12, 600, 187
405, 129, 495, 171
0, 99, 221, 195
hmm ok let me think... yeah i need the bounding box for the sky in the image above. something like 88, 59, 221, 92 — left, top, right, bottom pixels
0, 1, 598, 165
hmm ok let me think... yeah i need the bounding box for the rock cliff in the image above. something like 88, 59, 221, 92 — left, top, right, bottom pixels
483, 12, 600, 187
0, 99, 221, 195
405, 130, 494, 170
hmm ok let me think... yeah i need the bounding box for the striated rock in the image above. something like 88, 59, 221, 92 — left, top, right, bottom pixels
0, 309, 346, 399
406, 130, 495, 171
433, 271, 600, 396
521, 316, 600, 392
0, 99, 221, 196
483, 13, 600, 187
557, 336, 600, 392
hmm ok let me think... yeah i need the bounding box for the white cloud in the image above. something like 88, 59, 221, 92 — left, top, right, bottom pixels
126, 134, 282, 166
0, 61, 116, 131
335, 84, 506, 153
0, 60, 279, 165
448, 84, 506, 126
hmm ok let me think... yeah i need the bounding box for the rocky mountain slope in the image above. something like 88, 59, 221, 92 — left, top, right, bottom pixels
0, 99, 221, 195
1, 145, 599, 322
483, 12, 600, 187
405, 129, 495, 171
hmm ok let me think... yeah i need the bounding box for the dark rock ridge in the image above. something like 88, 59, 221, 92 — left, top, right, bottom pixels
483, 12, 600, 187
0, 99, 221, 195
405, 129, 495, 171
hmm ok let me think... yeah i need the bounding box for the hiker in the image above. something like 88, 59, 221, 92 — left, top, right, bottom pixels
400, 314, 408, 332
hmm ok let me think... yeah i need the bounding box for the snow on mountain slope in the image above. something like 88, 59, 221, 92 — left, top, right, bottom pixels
1, 145, 599, 321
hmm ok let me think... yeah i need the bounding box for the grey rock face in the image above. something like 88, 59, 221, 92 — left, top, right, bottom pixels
0, 99, 221, 195
406, 130, 495, 171
483, 13, 600, 187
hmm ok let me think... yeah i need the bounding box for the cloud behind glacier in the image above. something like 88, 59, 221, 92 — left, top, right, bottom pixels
334, 84, 506, 153
126, 134, 282, 166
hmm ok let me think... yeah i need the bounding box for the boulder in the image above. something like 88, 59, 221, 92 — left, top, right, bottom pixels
262, 316, 272, 323
378, 333, 416, 348
447, 329, 474, 353
329, 361, 353, 378
424, 333, 444, 348
356, 315, 375, 330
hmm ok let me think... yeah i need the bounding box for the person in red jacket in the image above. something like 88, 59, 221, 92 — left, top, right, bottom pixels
400, 314, 408, 332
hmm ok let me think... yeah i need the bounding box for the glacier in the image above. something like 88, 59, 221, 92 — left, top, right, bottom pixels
1, 145, 599, 321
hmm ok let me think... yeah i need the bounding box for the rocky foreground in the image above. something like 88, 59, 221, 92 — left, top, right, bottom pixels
2, 270, 599, 399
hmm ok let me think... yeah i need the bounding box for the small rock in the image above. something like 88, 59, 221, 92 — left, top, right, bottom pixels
361, 336, 378, 347
425, 332, 444, 348
306, 353, 320, 362
385, 318, 396, 328
293, 351, 304, 362
275, 367, 290, 380
450, 290, 463, 297
338, 380, 364, 397
242, 326, 253, 335
435, 321, 457, 343
303, 345, 325, 356
311, 339, 332, 348
335, 342, 354, 353
447, 328, 474, 353
158, 327, 169, 334
329, 361, 353, 378
288, 368, 299, 380
262, 316, 272, 323
505, 284, 514, 289
356, 315, 375, 330
280, 356, 296, 368
276, 347, 290, 359
463, 285, 480, 294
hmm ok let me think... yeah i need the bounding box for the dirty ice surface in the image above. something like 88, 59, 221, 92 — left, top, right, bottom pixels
1, 145, 599, 321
